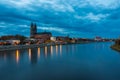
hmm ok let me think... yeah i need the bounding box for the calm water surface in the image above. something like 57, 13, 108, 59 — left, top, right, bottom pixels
0, 42, 120, 80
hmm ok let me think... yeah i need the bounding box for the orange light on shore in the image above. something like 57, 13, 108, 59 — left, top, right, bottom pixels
16, 50, 20, 63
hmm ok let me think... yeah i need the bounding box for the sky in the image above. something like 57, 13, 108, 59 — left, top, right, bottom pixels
0, 0, 120, 38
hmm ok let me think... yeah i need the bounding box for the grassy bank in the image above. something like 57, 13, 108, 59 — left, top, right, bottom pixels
111, 44, 120, 52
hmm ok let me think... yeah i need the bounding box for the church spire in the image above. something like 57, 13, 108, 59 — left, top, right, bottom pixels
31, 22, 34, 28
30, 22, 37, 37
34, 23, 37, 34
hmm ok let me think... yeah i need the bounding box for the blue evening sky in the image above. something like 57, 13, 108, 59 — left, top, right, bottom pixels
0, 0, 120, 38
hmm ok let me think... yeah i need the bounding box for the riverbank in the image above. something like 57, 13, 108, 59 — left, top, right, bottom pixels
111, 44, 120, 52
0, 42, 91, 52
0, 41, 110, 52
0, 43, 57, 52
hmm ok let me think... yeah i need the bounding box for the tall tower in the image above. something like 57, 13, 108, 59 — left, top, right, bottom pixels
34, 23, 37, 34
30, 22, 37, 37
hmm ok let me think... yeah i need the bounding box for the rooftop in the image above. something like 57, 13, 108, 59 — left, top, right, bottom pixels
36, 32, 52, 35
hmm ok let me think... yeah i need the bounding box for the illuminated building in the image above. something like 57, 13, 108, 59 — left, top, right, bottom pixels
30, 22, 52, 42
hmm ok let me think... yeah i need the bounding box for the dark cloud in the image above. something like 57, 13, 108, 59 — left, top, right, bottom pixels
0, 0, 120, 38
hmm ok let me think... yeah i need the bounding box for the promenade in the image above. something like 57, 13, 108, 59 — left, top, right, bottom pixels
0, 43, 55, 51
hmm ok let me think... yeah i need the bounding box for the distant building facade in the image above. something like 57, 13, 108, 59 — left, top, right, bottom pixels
30, 22, 52, 41
6, 39, 20, 45
50, 37, 57, 41
95, 36, 102, 41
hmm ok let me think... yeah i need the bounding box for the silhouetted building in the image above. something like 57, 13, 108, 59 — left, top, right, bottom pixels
30, 23, 37, 37
30, 22, 52, 42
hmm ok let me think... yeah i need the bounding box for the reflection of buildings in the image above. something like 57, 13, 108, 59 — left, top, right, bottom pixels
0, 45, 64, 65
47, 45, 63, 57
56, 45, 58, 55
50, 46, 53, 56
28, 48, 31, 60
30, 23, 52, 42
60, 45, 62, 55
0, 50, 25, 64
44, 46, 51, 58
38, 48, 40, 58
45, 46, 48, 57
16, 50, 19, 63
28, 48, 38, 64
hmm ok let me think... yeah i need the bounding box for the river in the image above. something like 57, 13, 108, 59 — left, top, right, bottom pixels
0, 42, 120, 80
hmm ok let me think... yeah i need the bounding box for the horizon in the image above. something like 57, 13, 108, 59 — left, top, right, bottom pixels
0, 0, 120, 38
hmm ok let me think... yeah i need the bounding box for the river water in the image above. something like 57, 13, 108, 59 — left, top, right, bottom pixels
0, 42, 120, 80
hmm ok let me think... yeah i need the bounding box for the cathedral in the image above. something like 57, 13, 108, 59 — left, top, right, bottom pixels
30, 22, 52, 41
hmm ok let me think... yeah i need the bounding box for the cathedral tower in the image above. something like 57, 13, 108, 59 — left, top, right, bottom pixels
30, 22, 37, 37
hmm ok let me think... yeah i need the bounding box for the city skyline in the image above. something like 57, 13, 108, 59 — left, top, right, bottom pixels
0, 0, 120, 38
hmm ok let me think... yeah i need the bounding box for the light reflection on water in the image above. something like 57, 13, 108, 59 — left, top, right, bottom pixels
8, 45, 67, 64
0, 45, 79, 64
0, 42, 120, 80
45, 46, 47, 57
1, 43, 109, 64
56, 45, 58, 56
37, 48, 40, 59
15, 50, 19, 63
28, 48, 31, 61
50, 46, 53, 56
60, 45, 62, 56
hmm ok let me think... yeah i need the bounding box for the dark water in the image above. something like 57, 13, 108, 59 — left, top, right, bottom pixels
0, 42, 120, 80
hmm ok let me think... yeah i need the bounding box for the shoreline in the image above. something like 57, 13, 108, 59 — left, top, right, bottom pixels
0, 43, 57, 52
111, 44, 120, 52
0, 41, 112, 52
0, 42, 89, 52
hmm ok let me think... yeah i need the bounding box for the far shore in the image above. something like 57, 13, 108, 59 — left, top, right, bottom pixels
0, 41, 113, 52
0, 41, 91, 52
0, 43, 56, 52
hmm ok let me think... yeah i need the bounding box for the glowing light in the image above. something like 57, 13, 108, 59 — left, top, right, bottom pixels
16, 50, 20, 63
45, 46, 47, 57
60, 45, 62, 56
56, 45, 58, 56
51, 46, 53, 56
28, 48, 31, 60
38, 48, 40, 59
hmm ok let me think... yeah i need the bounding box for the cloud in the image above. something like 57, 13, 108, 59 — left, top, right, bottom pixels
87, 0, 120, 9
0, 0, 120, 38
37, 26, 65, 34
85, 13, 109, 22
75, 13, 109, 22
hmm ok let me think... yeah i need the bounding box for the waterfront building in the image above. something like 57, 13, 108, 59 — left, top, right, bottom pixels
56, 36, 70, 41
6, 39, 20, 45
30, 23, 37, 37
95, 36, 102, 41
30, 22, 52, 42
0, 40, 7, 45
50, 37, 57, 41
